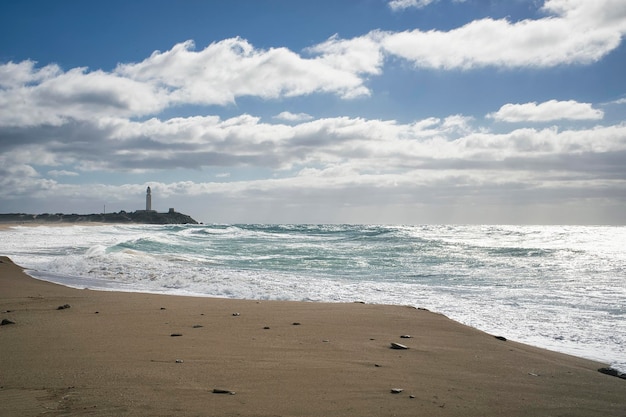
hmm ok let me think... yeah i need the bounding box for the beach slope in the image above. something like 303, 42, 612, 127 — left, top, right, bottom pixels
1, 256, 624, 416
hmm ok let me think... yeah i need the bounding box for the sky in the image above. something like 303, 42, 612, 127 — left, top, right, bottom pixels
1, 0, 625, 225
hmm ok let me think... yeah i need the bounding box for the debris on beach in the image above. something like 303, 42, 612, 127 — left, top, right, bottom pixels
212, 388, 236, 395
598, 367, 626, 380
175, 359, 184, 363
170, 333, 183, 337
292, 322, 301, 325
390, 388, 404, 394
494, 336, 507, 341
232, 312, 240, 316
192, 324, 203, 328
57, 304, 71, 310
1, 318, 15, 326
400, 335, 412, 339
390, 342, 409, 350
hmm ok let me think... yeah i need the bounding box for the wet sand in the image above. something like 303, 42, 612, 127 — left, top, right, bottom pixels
1, 255, 624, 416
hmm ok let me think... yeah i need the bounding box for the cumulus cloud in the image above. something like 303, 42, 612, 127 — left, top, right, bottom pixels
48, 170, 79, 177
274, 111, 314, 122
2, 1, 625, 131
388, 0, 437, 11
488, 100, 605, 122
2, 111, 625, 177
116, 38, 375, 104
380, 0, 626, 69
1, 108, 625, 223
0, 38, 378, 129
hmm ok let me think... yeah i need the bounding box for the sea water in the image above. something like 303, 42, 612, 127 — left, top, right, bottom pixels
1, 224, 624, 372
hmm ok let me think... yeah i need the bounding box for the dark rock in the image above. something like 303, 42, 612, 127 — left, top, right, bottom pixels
212, 388, 235, 395
494, 336, 507, 341
232, 312, 240, 316
192, 324, 203, 328
1, 319, 15, 326
400, 335, 412, 339
170, 333, 183, 337
390, 342, 409, 350
390, 388, 403, 394
598, 367, 626, 379
57, 304, 71, 310
292, 322, 301, 325
263, 326, 270, 330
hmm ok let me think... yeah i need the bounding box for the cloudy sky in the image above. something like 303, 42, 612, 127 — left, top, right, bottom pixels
1, 0, 625, 224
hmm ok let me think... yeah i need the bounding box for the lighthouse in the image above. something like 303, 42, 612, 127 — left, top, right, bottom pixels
146, 187, 152, 211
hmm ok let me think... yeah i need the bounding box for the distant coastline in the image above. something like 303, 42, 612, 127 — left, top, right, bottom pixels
0, 210, 199, 225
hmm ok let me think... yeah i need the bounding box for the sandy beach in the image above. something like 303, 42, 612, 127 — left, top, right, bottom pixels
1, 255, 624, 416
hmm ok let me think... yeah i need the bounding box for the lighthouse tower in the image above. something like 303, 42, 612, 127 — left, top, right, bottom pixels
146, 187, 152, 211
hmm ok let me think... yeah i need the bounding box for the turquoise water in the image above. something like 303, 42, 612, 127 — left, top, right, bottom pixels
1, 223, 625, 371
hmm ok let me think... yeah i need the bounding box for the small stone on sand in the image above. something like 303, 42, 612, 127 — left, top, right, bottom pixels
390, 342, 409, 350
57, 304, 71, 310
212, 388, 235, 395
170, 333, 183, 337
1, 319, 15, 326
391, 388, 403, 394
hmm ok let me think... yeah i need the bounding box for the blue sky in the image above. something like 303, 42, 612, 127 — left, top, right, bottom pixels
1, 0, 626, 224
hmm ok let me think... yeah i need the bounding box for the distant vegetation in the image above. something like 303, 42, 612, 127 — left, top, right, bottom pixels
0, 211, 198, 225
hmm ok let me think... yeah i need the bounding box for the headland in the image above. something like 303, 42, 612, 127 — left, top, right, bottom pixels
0, 210, 198, 225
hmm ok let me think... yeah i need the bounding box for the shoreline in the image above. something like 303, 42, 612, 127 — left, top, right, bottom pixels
1, 256, 624, 416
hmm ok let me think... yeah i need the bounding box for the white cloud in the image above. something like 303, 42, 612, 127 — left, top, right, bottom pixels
273, 111, 314, 122
381, 0, 626, 69
48, 170, 79, 177
488, 100, 604, 122
2, 110, 625, 223
607, 98, 626, 105
117, 38, 374, 104
388, 0, 437, 11
0, 38, 377, 128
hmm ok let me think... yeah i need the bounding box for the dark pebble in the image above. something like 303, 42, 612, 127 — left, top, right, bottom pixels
192, 324, 203, 328
1, 319, 15, 326
494, 336, 507, 341
57, 304, 71, 310
212, 388, 235, 395
170, 333, 183, 337
390, 342, 409, 350
598, 367, 626, 379
292, 322, 301, 326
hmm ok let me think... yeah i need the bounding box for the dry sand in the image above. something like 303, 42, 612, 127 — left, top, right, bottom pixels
1, 255, 624, 416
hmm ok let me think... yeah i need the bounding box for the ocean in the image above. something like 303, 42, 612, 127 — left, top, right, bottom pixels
1, 223, 624, 372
